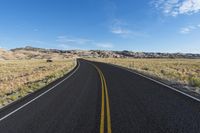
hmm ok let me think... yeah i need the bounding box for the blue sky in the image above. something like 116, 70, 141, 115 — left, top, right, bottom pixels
0, 0, 200, 53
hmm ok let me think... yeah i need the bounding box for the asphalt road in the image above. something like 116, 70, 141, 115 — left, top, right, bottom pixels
0, 59, 200, 133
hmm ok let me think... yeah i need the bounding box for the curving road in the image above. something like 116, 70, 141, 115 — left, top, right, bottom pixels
0, 59, 200, 133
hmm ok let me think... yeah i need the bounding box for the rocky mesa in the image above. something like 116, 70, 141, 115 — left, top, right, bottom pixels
0, 46, 199, 60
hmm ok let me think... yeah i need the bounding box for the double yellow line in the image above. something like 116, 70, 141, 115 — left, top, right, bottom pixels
92, 63, 112, 133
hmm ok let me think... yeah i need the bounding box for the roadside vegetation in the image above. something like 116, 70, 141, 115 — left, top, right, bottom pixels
0, 59, 75, 108
88, 58, 200, 92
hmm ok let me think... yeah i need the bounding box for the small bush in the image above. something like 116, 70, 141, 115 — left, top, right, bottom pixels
189, 76, 200, 87
142, 67, 149, 71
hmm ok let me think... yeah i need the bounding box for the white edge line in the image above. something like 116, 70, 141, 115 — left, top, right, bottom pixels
99, 61, 200, 102
0, 60, 80, 122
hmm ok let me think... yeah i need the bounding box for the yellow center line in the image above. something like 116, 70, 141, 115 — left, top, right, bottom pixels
101, 71, 112, 133
99, 69, 105, 133
91, 63, 112, 133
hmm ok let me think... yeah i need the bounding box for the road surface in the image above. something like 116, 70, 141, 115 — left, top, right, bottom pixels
0, 59, 200, 133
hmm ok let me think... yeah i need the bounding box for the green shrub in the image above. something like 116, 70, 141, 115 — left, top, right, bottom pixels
189, 76, 200, 87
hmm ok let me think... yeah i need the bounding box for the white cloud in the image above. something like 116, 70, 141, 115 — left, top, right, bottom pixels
152, 0, 200, 16
180, 24, 200, 34
179, 0, 200, 14
180, 27, 191, 34
110, 19, 147, 38
56, 36, 114, 50
111, 27, 131, 35
110, 19, 130, 35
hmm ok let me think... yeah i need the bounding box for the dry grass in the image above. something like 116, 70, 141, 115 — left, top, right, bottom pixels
88, 58, 200, 90
0, 59, 75, 107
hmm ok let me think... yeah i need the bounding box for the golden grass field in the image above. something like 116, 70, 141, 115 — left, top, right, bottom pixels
88, 58, 200, 90
0, 59, 75, 107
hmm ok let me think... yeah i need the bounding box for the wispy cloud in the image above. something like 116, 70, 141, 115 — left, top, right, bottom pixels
96, 42, 114, 49
180, 27, 192, 34
56, 36, 93, 50
110, 19, 130, 34
110, 19, 127, 34
111, 27, 131, 35
152, 0, 200, 16
24, 40, 47, 46
105, 0, 147, 38
110, 19, 147, 38
56, 36, 114, 50
180, 24, 200, 34
105, 1, 128, 36
56, 36, 93, 45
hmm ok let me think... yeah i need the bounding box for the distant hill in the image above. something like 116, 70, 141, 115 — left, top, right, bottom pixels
0, 46, 199, 60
